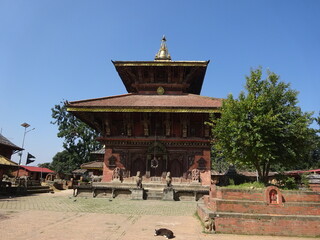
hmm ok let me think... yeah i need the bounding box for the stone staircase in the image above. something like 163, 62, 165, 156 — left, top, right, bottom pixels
26, 185, 52, 194
88, 181, 209, 200
143, 182, 165, 200
145, 188, 163, 200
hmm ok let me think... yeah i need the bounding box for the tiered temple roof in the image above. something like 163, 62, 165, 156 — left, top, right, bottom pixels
67, 37, 221, 118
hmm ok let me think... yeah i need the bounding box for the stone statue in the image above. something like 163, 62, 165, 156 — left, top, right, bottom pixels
112, 167, 121, 181
204, 216, 215, 233
135, 171, 142, 188
204, 124, 210, 137
127, 123, 132, 136
165, 119, 171, 136
269, 189, 278, 204
192, 169, 200, 182
143, 122, 149, 136
182, 120, 188, 138
166, 172, 172, 187
105, 120, 111, 136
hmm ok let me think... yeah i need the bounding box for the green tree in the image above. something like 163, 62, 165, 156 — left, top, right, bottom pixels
37, 162, 51, 169
212, 68, 316, 183
50, 150, 77, 176
51, 102, 102, 175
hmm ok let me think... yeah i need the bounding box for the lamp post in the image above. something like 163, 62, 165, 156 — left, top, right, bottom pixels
16, 123, 35, 178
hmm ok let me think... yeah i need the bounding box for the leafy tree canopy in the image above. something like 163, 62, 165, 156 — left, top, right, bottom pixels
37, 162, 51, 169
50, 102, 102, 175
211, 68, 317, 183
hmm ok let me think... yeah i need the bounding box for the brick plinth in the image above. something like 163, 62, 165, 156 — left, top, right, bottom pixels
214, 212, 320, 237
197, 186, 320, 237
310, 184, 320, 192
102, 148, 122, 182
214, 188, 320, 202
214, 199, 320, 215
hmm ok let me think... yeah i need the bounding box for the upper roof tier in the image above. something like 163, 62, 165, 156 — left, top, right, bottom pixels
113, 60, 209, 95
112, 37, 210, 95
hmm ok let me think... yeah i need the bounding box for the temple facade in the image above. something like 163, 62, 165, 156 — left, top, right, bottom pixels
67, 37, 222, 186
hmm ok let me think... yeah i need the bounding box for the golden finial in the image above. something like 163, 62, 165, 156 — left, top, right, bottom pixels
155, 35, 171, 61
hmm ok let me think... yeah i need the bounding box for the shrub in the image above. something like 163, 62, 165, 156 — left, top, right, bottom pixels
274, 174, 298, 190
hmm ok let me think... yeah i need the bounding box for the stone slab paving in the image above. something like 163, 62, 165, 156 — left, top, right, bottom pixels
0, 190, 316, 240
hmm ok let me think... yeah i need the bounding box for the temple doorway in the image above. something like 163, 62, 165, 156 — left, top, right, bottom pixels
170, 159, 182, 177
147, 141, 167, 178
149, 155, 166, 177
131, 158, 146, 177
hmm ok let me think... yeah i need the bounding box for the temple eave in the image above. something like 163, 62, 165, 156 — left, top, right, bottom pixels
112, 60, 210, 67
67, 107, 220, 113
98, 137, 211, 143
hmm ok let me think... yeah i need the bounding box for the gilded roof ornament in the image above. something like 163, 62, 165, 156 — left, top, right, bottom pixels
155, 35, 171, 61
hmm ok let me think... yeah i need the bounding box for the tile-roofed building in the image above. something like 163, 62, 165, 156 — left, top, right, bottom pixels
67, 37, 222, 185
0, 133, 21, 181
81, 161, 103, 170
0, 133, 23, 159
12, 165, 55, 181
80, 161, 103, 176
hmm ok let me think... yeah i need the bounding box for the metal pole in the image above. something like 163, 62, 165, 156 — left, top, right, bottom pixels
16, 123, 35, 179
18, 127, 28, 165
16, 126, 28, 179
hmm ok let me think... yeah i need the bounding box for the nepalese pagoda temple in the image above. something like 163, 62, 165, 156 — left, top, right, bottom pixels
67, 37, 222, 186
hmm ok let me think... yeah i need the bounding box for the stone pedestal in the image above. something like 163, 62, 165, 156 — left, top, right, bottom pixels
190, 181, 201, 185
112, 179, 121, 183
131, 188, 144, 200
162, 187, 174, 201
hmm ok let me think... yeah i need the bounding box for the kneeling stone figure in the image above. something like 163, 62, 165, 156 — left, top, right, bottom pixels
204, 217, 215, 233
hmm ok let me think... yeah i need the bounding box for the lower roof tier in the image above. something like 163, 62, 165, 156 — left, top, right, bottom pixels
67, 93, 222, 113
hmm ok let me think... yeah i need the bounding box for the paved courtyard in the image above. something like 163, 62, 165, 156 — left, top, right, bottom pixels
0, 190, 316, 240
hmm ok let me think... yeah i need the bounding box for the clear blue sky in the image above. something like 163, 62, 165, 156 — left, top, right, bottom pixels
1, 0, 319, 165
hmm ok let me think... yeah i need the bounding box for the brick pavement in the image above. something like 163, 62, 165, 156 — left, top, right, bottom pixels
0, 190, 316, 240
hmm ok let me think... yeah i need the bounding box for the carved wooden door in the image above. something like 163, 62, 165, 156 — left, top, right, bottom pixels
131, 158, 146, 177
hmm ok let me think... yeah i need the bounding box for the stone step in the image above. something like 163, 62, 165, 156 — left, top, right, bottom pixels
146, 189, 163, 200
27, 185, 50, 189
26, 186, 52, 194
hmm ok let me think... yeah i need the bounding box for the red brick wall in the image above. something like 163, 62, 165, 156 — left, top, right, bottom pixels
214, 200, 320, 215
215, 215, 320, 237
217, 189, 264, 201
12, 168, 29, 177
102, 148, 121, 182
214, 188, 320, 202
198, 186, 320, 237
309, 184, 320, 192
188, 149, 211, 186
